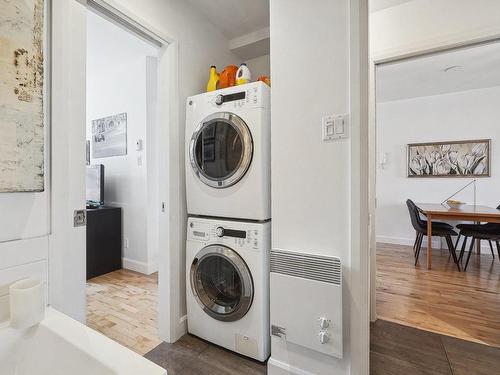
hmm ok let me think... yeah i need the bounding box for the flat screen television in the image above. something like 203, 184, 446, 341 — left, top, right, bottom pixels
86, 164, 104, 206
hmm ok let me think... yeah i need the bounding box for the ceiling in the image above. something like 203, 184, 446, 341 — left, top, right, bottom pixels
369, 0, 414, 12
186, 0, 269, 40
376, 41, 500, 102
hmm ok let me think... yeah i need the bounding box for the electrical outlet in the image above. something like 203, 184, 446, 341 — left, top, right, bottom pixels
124, 238, 129, 248
73, 210, 86, 227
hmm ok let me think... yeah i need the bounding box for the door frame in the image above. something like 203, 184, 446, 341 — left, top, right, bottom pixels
50, 0, 183, 342
368, 34, 500, 323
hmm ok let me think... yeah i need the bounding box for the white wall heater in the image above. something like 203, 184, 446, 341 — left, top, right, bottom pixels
270, 249, 343, 358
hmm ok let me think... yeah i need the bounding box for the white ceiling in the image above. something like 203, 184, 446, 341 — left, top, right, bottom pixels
186, 0, 270, 40
376, 42, 500, 102
369, 0, 413, 12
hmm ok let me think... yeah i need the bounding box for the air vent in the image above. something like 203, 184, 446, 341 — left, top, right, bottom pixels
270, 250, 341, 285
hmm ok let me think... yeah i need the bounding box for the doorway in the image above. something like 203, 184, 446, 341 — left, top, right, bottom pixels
370, 40, 500, 347
83, 2, 171, 354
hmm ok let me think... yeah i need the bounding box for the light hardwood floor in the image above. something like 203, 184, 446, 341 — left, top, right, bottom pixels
86, 269, 162, 355
377, 242, 500, 348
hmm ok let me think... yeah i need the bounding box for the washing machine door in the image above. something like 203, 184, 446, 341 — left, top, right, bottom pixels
189, 112, 253, 188
190, 245, 254, 322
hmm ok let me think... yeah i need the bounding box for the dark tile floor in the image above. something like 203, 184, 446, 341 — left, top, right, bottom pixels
145, 320, 500, 375
371, 320, 500, 375
144, 334, 267, 375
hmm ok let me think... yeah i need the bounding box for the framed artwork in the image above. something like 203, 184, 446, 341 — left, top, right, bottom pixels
407, 139, 491, 178
0, 0, 45, 192
92, 113, 128, 158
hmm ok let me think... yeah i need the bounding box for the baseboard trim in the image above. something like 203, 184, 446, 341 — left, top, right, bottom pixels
376, 235, 493, 252
122, 258, 157, 275
376, 235, 442, 248
268, 358, 315, 375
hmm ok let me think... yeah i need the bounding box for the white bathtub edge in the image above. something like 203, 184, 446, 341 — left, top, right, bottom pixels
41, 307, 166, 375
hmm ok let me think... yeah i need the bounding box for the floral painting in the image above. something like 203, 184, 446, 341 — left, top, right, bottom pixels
407, 140, 490, 177
0, 0, 45, 192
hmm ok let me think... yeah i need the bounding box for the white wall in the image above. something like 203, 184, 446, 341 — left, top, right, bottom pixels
246, 54, 270, 78
86, 11, 158, 274
270, 0, 368, 374
370, 0, 500, 60
0, 0, 51, 319
105, 0, 239, 342
376, 86, 500, 246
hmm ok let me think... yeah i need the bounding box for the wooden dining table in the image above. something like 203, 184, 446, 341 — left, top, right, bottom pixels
417, 203, 500, 270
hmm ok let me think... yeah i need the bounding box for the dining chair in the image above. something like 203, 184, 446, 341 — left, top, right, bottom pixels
457, 227, 500, 271
406, 200, 460, 270
454, 204, 500, 259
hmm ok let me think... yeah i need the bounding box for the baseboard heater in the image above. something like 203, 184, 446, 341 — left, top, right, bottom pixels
270, 249, 343, 358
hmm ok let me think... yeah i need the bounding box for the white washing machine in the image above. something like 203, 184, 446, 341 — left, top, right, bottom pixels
186, 216, 270, 361
185, 82, 270, 221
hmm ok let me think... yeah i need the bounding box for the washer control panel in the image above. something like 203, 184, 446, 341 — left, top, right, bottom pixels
188, 219, 266, 251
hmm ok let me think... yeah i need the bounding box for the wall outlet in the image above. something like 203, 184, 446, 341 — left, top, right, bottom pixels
124, 238, 129, 248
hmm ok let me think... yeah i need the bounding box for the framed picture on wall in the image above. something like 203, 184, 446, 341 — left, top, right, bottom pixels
407, 139, 491, 178
92, 113, 128, 158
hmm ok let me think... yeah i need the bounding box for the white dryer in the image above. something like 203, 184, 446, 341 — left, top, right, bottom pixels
185, 82, 270, 221
186, 216, 270, 361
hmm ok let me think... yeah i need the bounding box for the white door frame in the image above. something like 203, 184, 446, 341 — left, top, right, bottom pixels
368, 34, 500, 323
50, 0, 183, 342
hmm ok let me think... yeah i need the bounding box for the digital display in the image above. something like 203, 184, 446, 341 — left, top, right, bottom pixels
223, 92, 246, 103
224, 228, 247, 239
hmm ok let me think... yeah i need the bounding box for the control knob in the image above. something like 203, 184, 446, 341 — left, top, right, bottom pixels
215, 226, 225, 237
215, 94, 224, 105
319, 317, 330, 330
319, 331, 330, 344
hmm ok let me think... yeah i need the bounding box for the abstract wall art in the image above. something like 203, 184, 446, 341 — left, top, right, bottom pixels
407, 139, 490, 178
0, 0, 45, 192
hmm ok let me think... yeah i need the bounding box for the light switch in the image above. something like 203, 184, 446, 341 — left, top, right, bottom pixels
322, 115, 335, 141
334, 117, 344, 134
322, 114, 349, 141
327, 124, 334, 136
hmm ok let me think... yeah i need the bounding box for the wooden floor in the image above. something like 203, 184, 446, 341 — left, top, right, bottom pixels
86, 269, 162, 355
377, 242, 500, 347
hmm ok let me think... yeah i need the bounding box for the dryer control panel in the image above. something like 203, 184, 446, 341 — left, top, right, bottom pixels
206, 82, 268, 110
187, 217, 269, 252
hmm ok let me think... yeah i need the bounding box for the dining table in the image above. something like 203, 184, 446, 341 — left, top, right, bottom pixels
417, 203, 500, 270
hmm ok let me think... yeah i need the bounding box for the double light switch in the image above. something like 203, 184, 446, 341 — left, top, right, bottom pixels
322, 114, 349, 141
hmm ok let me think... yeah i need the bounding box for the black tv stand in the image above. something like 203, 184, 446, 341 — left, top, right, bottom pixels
86, 206, 122, 280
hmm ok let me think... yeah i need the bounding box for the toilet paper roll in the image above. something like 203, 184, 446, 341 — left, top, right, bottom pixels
9, 278, 45, 329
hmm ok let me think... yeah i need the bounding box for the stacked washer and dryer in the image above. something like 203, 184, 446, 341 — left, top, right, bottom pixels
185, 81, 271, 361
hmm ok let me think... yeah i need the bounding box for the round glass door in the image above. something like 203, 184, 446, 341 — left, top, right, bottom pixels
189, 112, 253, 188
190, 245, 253, 322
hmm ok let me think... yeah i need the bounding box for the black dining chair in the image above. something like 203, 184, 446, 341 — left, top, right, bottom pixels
454, 204, 500, 259
457, 227, 500, 271
406, 199, 460, 270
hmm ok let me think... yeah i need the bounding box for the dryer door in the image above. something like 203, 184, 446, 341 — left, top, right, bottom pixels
189, 112, 253, 188
190, 245, 254, 322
